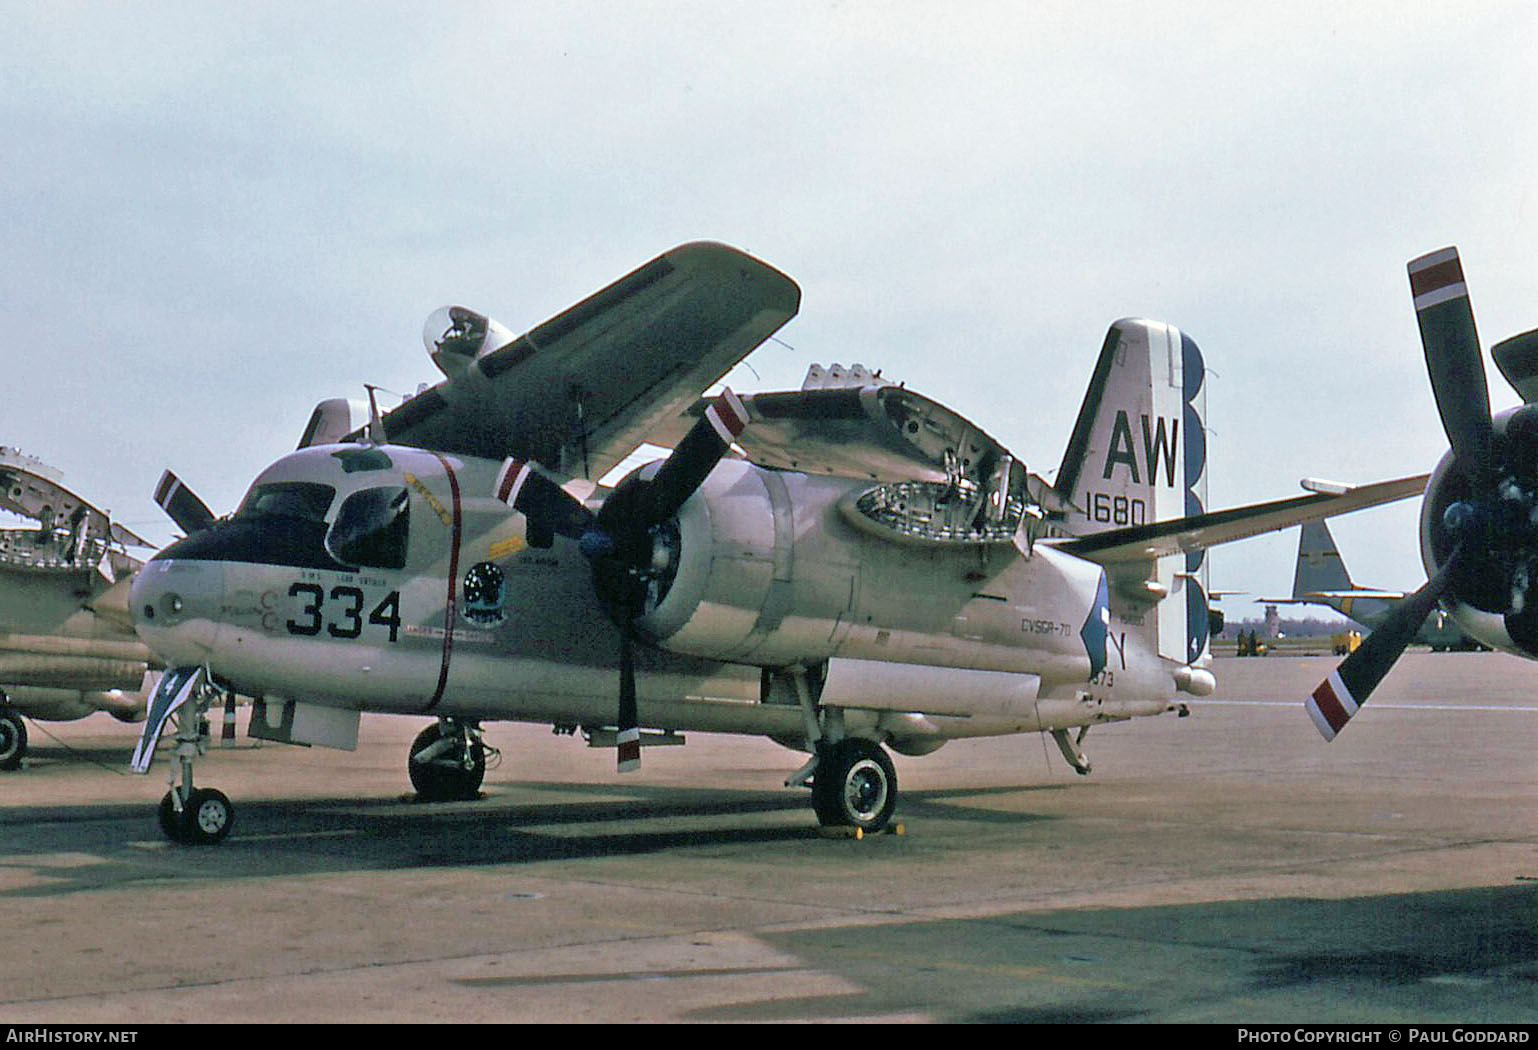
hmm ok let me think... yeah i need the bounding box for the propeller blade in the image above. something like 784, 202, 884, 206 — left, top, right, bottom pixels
493, 458, 597, 540
617, 622, 640, 773
1306, 554, 1459, 741
1409, 247, 1493, 479
153, 470, 215, 535
638, 389, 750, 527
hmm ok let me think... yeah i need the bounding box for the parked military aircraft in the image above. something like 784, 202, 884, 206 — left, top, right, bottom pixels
125, 241, 1426, 843
1264, 519, 1480, 651
0, 447, 158, 769
1309, 247, 1538, 740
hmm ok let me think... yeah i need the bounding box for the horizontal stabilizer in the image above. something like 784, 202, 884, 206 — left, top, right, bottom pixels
1052, 474, 1429, 565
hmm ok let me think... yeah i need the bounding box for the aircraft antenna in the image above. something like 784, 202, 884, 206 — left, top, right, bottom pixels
364, 385, 387, 446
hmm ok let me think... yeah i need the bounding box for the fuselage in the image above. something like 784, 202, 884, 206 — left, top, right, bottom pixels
130, 443, 1183, 748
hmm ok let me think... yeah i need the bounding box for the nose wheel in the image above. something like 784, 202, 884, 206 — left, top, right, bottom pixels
408, 719, 491, 801
159, 786, 234, 845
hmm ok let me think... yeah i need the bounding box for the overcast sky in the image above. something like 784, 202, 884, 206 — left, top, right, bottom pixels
3, 1, 1535, 617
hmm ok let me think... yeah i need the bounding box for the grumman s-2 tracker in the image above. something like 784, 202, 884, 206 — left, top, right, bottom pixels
0, 447, 158, 769
127, 241, 1425, 844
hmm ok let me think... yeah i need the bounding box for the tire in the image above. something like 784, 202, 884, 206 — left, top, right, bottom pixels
158, 791, 188, 843
812, 739, 897, 833
0, 707, 26, 771
408, 724, 485, 801
182, 788, 234, 845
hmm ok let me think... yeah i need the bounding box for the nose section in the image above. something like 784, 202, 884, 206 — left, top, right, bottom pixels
131, 553, 227, 666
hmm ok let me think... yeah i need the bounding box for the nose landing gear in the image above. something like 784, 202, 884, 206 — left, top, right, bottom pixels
408, 718, 493, 802
136, 667, 234, 845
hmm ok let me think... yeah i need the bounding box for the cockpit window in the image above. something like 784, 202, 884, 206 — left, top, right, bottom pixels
325, 486, 410, 569
234, 482, 336, 522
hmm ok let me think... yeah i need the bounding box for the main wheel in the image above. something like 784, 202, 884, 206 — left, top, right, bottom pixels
408, 724, 485, 801
0, 707, 26, 771
812, 739, 898, 833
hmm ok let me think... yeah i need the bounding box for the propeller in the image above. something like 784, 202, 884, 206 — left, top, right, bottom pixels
153, 470, 215, 535
1410, 248, 1493, 481
1307, 246, 1507, 737
494, 389, 750, 770
1306, 552, 1459, 740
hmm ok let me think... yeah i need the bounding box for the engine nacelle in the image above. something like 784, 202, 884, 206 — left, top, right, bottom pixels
3, 685, 141, 722
1420, 404, 1538, 657
634, 459, 841, 666
423, 305, 517, 378
633, 459, 1104, 681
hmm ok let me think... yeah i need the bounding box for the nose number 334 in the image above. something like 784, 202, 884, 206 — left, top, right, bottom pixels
285, 582, 402, 643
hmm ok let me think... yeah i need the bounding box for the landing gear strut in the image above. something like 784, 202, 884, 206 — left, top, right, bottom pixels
408, 719, 490, 801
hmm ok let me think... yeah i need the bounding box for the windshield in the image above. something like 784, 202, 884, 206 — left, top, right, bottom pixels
325, 486, 410, 569
234, 482, 336, 522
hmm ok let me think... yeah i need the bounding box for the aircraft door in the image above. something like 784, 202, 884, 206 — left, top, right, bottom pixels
320, 450, 461, 711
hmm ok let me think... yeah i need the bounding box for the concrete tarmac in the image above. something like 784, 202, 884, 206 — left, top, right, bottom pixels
3, 651, 1538, 1024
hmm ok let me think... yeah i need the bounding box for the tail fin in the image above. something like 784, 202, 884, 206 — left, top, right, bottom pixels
1293, 520, 1353, 598
1053, 319, 1207, 530
1053, 319, 1209, 664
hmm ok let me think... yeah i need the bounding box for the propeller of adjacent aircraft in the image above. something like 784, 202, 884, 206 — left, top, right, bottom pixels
494, 389, 750, 770
153, 470, 216, 535
1308, 247, 1534, 739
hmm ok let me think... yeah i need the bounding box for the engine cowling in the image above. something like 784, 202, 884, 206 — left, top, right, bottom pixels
629, 459, 1104, 681
633, 459, 844, 666
1420, 403, 1538, 656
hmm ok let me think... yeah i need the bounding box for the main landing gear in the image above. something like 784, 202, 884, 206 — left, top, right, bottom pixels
0, 697, 26, 771
408, 718, 495, 802
810, 738, 898, 833
785, 668, 901, 834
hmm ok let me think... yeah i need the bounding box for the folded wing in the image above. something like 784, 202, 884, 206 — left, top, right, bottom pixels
357, 241, 801, 481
